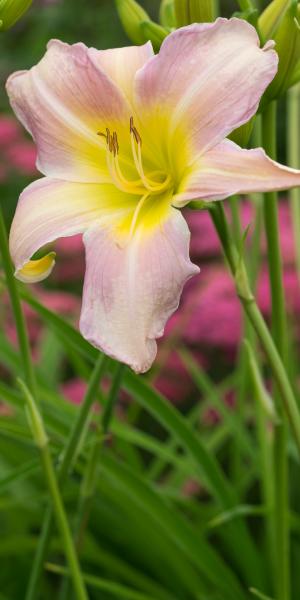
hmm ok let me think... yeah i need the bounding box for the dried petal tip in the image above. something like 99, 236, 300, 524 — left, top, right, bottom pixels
0, 0, 32, 31
263, 40, 276, 51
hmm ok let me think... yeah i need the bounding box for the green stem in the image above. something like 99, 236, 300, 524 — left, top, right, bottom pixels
76, 362, 125, 546
210, 203, 300, 454
287, 84, 300, 284
262, 102, 288, 359
229, 195, 242, 245
249, 195, 275, 582
60, 362, 125, 600
25, 353, 107, 600
262, 101, 289, 600
39, 447, 89, 600
0, 206, 36, 397
19, 379, 88, 600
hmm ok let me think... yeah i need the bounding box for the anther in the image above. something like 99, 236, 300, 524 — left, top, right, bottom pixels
130, 116, 142, 145
112, 131, 119, 156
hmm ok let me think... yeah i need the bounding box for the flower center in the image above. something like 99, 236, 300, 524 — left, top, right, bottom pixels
97, 116, 172, 197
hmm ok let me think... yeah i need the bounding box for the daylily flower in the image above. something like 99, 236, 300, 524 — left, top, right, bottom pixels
7, 18, 300, 373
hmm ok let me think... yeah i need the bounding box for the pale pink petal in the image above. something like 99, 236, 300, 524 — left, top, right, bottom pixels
135, 19, 277, 159
89, 42, 153, 105
174, 139, 300, 206
9, 177, 133, 279
80, 209, 199, 373
6, 40, 131, 182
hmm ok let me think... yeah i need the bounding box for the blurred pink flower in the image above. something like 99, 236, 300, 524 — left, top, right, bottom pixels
37, 289, 80, 315
0, 116, 19, 145
0, 164, 8, 182
4, 289, 80, 348
7, 141, 37, 175
53, 235, 85, 283
61, 379, 86, 405
185, 209, 220, 258
55, 234, 83, 255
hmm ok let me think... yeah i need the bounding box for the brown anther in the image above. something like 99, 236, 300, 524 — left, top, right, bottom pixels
133, 126, 142, 145
112, 131, 119, 156
130, 116, 142, 145
97, 131, 107, 138
107, 130, 114, 153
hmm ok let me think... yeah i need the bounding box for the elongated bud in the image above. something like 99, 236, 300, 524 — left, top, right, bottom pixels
159, 0, 176, 28
115, 0, 150, 45
174, 0, 216, 25
244, 340, 279, 423
262, 1, 300, 102
259, 0, 290, 40
18, 378, 48, 449
0, 0, 32, 31
140, 20, 169, 51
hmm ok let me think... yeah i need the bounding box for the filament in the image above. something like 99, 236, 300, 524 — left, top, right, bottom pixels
128, 192, 150, 240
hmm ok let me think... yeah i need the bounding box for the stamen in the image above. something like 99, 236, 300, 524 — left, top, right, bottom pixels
113, 131, 119, 156
130, 119, 171, 193
97, 120, 172, 196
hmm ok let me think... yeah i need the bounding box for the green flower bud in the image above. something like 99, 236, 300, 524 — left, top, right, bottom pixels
259, 0, 290, 40
18, 378, 48, 449
140, 20, 169, 52
115, 0, 150, 45
0, 0, 32, 31
159, 0, 176, 28
174, 0, 216, 26
263, 1, 300, 102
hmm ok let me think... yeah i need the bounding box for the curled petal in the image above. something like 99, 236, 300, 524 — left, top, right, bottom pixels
174, 139, 300, 206
10, 177, 134, 281
80, 209, 199, 373
6, 40, 131, 182
17, 252, 56, 283
135, 19, 277, 159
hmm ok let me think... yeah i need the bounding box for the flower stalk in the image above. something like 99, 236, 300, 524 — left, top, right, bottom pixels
288, 83, 300, 285
0, 206, 36, 397
209, 202, 300, 456
262, 101, 290, 600
25, 353, 107, 600
18, 378, 89, 600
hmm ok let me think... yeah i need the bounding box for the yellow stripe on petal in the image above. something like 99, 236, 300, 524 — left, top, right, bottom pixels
16, 252, 56, 283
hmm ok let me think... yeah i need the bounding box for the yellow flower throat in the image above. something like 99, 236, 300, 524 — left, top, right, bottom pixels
97, 117, 173, 239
